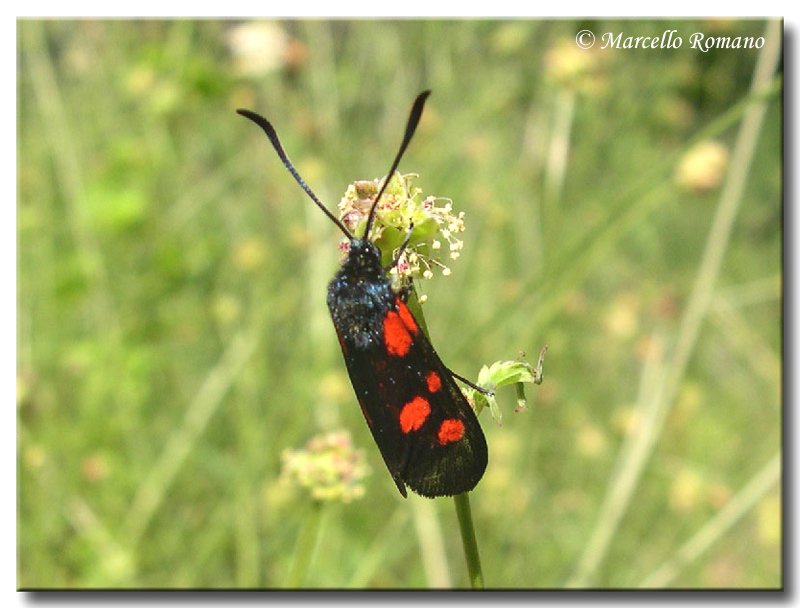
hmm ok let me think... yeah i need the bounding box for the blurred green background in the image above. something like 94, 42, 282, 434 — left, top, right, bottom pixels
17, 19, 782, 589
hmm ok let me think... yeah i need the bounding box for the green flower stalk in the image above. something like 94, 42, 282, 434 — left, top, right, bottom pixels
281, 431, 370, 587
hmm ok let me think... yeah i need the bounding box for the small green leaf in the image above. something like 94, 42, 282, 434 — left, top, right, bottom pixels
466, 346, 548, 424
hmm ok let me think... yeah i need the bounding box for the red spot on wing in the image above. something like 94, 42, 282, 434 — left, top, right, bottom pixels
384, 311, 412, 356
437, 419, 465, 445
400, 396, 431, 433
426, 371, 442, 393
395, 299, 419, 335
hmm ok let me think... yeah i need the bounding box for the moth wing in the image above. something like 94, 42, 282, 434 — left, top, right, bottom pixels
394, 327, 488, 498
334, 300, 487, 498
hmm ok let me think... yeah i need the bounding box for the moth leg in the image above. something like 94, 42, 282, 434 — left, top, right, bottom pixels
384, 222, 415, 273
396, 280, 413, 302
448, 368, 495, 396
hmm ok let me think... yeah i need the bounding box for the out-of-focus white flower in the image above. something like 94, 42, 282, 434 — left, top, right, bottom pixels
676, 141, 730, 193
227, 21, 289, 77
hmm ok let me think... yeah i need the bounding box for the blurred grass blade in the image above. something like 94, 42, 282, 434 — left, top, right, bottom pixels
16, 20, 781, 589
567, 329, 669, 587
455, 42, 782, 355
67, 498, 135, 586
122, 329, 260, 545
347, 507, 410, 587
543, 89, 576, 212
711, 293, 782, 393
284, 502, 324, 587
639, 453, 780, 588
566, 19, 782, 588
22, 21, 122, 345
410, 494, 452, 588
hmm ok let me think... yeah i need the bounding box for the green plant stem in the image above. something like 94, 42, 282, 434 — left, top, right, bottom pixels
454, 492, 484, 589
285, 501, 324, 588
408, 268, 483, 589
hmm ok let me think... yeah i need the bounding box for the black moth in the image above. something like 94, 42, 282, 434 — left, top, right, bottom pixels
238, 91, 488, 498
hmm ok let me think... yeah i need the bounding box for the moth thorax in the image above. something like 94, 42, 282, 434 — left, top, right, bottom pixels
343, 239, 383, 272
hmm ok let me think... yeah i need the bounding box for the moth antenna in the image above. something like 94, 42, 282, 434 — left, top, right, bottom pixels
363, 90, 431, 240
237, 108, 354, 240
